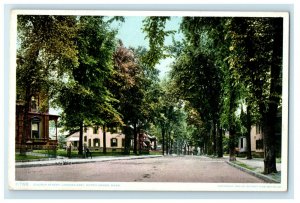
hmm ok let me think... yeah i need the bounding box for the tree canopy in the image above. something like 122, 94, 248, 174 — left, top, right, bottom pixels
17, 15, 284, 174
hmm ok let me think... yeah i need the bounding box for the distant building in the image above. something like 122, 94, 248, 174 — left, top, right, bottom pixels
15, 93, 59, 151
66, 127, 157, 153
66, 126, 125, 152
238, 111, 282, 157
138, 130, 157, 153
238, 124, 263, 155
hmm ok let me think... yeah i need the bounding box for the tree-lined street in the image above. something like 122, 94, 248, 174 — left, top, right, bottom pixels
15, 14, 285, 184
16, 156, 265, 183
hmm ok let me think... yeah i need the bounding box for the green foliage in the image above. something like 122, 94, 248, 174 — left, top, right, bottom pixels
142, 17, 175, 68
224, 18, 283, 116
110, 43, 144, 125
15, 154, 46, 161
233, 161, 256, 171
222, 136, 230, 154
57, 134, 66, 149
17, 15, 79, 107
34, 149, 76, 157
58, 16, 121, 130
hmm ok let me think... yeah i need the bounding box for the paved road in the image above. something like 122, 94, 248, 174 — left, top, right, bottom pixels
16, 156, 265, 183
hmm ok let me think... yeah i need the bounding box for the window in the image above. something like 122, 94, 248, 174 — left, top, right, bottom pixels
88, 139, 91, 147
93, 127, 98, 134
240, 138, 244, 148
108, 126, 117, 133
256, 139, 264, 150
31, 117, 40, 139
111, 138, 118, 147
84, 136, 87, 142
31, 122, 39, 138
84, 127, 87, 133
74, 141, 78, 147
31, 96, 37, 112
256, 124, 262, 134
109, 126, 121, 133
94, 138, 100, 147
31, 101, 37, 112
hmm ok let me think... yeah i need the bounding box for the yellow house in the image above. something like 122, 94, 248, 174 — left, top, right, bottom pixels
66, 126, 125, 152
238, 124, 264, 155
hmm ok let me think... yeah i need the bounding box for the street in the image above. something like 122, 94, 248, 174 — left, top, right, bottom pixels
16, 156, 265, 183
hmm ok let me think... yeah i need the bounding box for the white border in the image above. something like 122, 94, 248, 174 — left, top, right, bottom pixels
8, 9, 289, 192
11, 9, 289, 17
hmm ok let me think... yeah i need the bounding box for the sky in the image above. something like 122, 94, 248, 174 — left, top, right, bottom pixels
112, 16, 183, 79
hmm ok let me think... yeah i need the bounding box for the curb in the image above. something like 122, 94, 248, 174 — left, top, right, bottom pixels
15, 155, 163, 168
226, 161, 280, 183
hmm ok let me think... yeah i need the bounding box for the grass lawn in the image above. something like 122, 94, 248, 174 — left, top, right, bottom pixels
15, 154, 46, 161
233, 160, 256, 171
149, 150, 162, 155
33, 149, 76, 157
32, 149, 162, 158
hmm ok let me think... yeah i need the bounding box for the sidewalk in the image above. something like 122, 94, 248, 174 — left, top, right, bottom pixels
225, 156, 281, 183
15, 155, 163, 168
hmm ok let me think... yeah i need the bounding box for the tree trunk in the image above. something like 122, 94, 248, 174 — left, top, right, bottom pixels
212, 120, 217, 156
246, 105, 252, 159
228, 77, 238, 162
78, 122, 83, 155
208, 134, 212, 155
20, 87, 31, 155
103, 125, 106, 154
263, 121, 277, 174
217, 126, 223, 157
169, 132, 172, 155
123, 126, 131, 155
229, 126, 236, 161
133, 123, 137, 155
166, 130, 170, 155
205, 137, 209, 155
161, 127, 165, 156
204, 140, 207, 155
170, 140, 173, 155
263, 18, 283, 174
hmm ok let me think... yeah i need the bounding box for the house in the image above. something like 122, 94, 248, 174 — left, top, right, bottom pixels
237, 124, 263, 155
66, 127, 157, 153
138, 130, 157, 153
237, 111, 282, 157
66, 126, 125, 152
147, 134, 158, 150
15, 93, 59, 151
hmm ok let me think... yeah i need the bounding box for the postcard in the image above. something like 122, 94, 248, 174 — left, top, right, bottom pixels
8, 10, 289, 191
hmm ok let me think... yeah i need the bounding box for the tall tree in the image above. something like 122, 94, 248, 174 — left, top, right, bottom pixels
142, 17, 225, 157
110, 43, 145, 155
17, 15, 78, 152
226, 17, 283, 173
170, 43, 222, 156
58, 16, 120, 155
